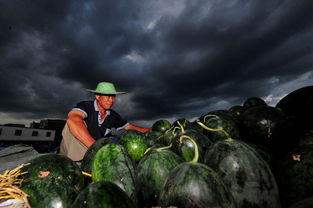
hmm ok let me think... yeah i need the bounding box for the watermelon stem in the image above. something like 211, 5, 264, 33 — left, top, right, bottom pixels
172, 126, 181, 136
163, 126, 179, 137
179, 135, 199, 163
144, 147, 152, 155
165, 126, 174, 134
156, 143, 172, 152
196, 120, 233, 141
176, 121, 185, 133
203, 114, 219, 123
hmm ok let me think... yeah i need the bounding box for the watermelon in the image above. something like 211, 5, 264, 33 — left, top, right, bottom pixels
119, 129, 149, 162
242, 96, 267, 112
156, 129, 176, 146
152, 119, 172, 133
288, 197, 313, 208
297, 130, 313, 146
276, 145, 313, 207
144, 130, 163, 146
156, 119, 189, 146
159, 162, 238, 208
158, 136, 237, 208
71, 181, 136, 208
172, 129, 212, 162
199, 110, 239, 124
136, 146, 183, 207
275, 85, 313, 133
172, 118, 204, 132
186, 120, 204, 133
91, 143, 137, 204
172, 118, 190, 128
21, 154, 84, 208
204, 139, 281, 208
229, 105, 243, 118
240, 105, 293, 159
81, 136, 116, 174
196, 113, 240, 142
248, 143, 272, 165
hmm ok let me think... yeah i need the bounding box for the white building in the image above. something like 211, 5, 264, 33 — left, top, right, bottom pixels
0, 125, 55, 142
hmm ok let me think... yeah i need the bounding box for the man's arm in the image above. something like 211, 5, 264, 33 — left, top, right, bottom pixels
124, 124, 152, 133
66, 110, 96, 148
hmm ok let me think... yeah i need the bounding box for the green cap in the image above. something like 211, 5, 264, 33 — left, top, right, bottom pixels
86, 82, 126, 95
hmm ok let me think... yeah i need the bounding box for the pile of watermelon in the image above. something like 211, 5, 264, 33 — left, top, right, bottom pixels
19, 86, 313, 208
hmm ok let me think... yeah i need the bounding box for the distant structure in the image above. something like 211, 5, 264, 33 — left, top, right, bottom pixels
0, 125, 55, 142
30, 119, 66, 149
0, 119, 66, 153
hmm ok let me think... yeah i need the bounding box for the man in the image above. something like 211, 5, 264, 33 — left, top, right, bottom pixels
60, 81, 151, 161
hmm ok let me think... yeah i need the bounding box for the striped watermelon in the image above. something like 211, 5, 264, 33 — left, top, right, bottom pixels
204, 139, 281, 208
21, 154, 84, 208
158, 135, 237, 208
71, 181, 136, 208
91, 143, 137, 204
137, 146, 183, 207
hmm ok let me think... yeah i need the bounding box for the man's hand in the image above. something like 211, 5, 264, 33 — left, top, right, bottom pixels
125, 124, 152, 133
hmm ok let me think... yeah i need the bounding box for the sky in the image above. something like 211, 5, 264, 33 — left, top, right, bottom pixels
1, 0, 313, 127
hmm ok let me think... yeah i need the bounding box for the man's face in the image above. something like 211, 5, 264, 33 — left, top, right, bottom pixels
96, 95, 116, 110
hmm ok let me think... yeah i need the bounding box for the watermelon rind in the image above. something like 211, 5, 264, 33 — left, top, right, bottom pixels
137, 148, 183, 207
158, 162, 237, 208
119, 130, 149, 162
288, 196, 313, 208
204, 139, 281, 208
81, 136, 115, 173
71, 181, 136, 208
91, 143, 137, 204
21, 154, 84, 208
152, 119, 172, 133
172, 129, 212, 162
277, 144, 313, 207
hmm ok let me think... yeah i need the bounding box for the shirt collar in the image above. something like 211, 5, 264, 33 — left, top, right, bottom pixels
94, 100, 110, 115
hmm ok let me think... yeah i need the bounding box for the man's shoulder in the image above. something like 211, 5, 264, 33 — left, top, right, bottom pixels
77, 100, 93, 105
75, 100, 94, 110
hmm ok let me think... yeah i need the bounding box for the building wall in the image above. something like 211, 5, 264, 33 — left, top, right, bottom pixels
0, 126, 55, 142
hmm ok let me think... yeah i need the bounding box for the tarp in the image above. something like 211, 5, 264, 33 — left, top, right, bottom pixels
0, 144, 39, 174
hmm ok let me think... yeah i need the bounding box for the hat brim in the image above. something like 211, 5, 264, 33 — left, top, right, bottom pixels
86, 89, 126, 95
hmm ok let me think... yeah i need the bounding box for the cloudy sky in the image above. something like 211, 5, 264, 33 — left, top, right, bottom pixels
1, 0, 313, 127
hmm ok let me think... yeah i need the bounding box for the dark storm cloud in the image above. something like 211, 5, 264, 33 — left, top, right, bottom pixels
0, 0, 313, 125
0, 0, 153, 122
159, 1, 313, 89
129, 0, 313, 120
0, 0, 81, 120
